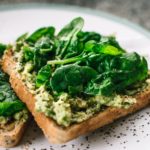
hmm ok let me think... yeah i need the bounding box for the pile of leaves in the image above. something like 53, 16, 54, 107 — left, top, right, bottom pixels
16, 17, 148, 97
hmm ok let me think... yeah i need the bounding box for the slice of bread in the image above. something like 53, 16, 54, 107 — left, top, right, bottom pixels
0, 121, 26, 148
0, 58, 28, 148
2, 50, 150, 144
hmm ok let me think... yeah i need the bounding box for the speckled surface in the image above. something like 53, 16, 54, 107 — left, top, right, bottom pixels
0, 0, 150, 30
3, 107, 150, 150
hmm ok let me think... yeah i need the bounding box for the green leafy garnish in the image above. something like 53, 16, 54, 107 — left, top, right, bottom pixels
15, 17, 148, 97
16, 32, 28, 42
85, 53, 148, 96
0, 70, 25, 116
26, 27, 55, 43
36, 64, 51, 88
0, 101, 25, 116
50, 64, 97, 95
21, 29, 56, 70
56, 17, 84, 58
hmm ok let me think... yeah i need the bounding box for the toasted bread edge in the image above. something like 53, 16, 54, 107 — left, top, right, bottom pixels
0, 122, 26, 148
0, 54, 27, 148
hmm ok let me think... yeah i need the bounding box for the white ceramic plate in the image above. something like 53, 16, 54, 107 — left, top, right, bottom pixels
0, 3, 150, 150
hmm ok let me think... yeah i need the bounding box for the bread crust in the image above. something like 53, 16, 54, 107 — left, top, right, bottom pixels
0, 56, 27, 148
0, 121, 26, 148
2, 50, 150, 143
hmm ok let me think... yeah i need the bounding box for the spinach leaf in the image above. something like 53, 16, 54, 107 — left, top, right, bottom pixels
85, 53, 148, 96
26, 27, 55, 43
0, 70, 25, 116
100, 36, 125, 52
36, 64, 51, 88
33, 48, 44, 70
62, 39, 84, 59
56, 17, 84, 58
47, 54, 84, 65
85, 40, 124, 56
0, 101, 25, 116
16, 32, 28, 42
35, 37, 54, 54
24, 34, 56, 70
86, 53, 119, 73
33, 47, 52, 71
77, 31, 101, 43
23, 46, 35, 61
60, 31, 101, 59
33, 36, 56, 70
84, 77, 115, 96
50, 64, 97, 95
0, 43, 6, 57
23, 38, 55, 71
58, 17, 84, 40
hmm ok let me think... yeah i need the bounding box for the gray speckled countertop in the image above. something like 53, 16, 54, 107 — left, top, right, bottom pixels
0, 0, 150, 31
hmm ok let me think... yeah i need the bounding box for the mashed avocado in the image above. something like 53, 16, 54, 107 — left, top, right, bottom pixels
13, 109, 28, 122
0, 116, 9, 125
0, 109, 28, 125
34, 87, 137, 127
53, 94, 72, 127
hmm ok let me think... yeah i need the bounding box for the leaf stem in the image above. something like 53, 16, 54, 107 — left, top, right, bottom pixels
47, 57, 82, 65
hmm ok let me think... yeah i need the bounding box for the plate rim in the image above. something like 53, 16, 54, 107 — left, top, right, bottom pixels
0, 2, 150, 39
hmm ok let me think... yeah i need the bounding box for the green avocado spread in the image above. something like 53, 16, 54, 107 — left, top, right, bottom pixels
11, 17, 150, 127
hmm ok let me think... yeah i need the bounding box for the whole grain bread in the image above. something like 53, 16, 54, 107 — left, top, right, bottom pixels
0, 58, 28, 148
0, 119, 26, 148
2, 50, 150, 144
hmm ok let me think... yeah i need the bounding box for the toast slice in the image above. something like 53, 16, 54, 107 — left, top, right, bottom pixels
2, 49, 150, 144
0, 121, 26, 148
0, 59, 28, 148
